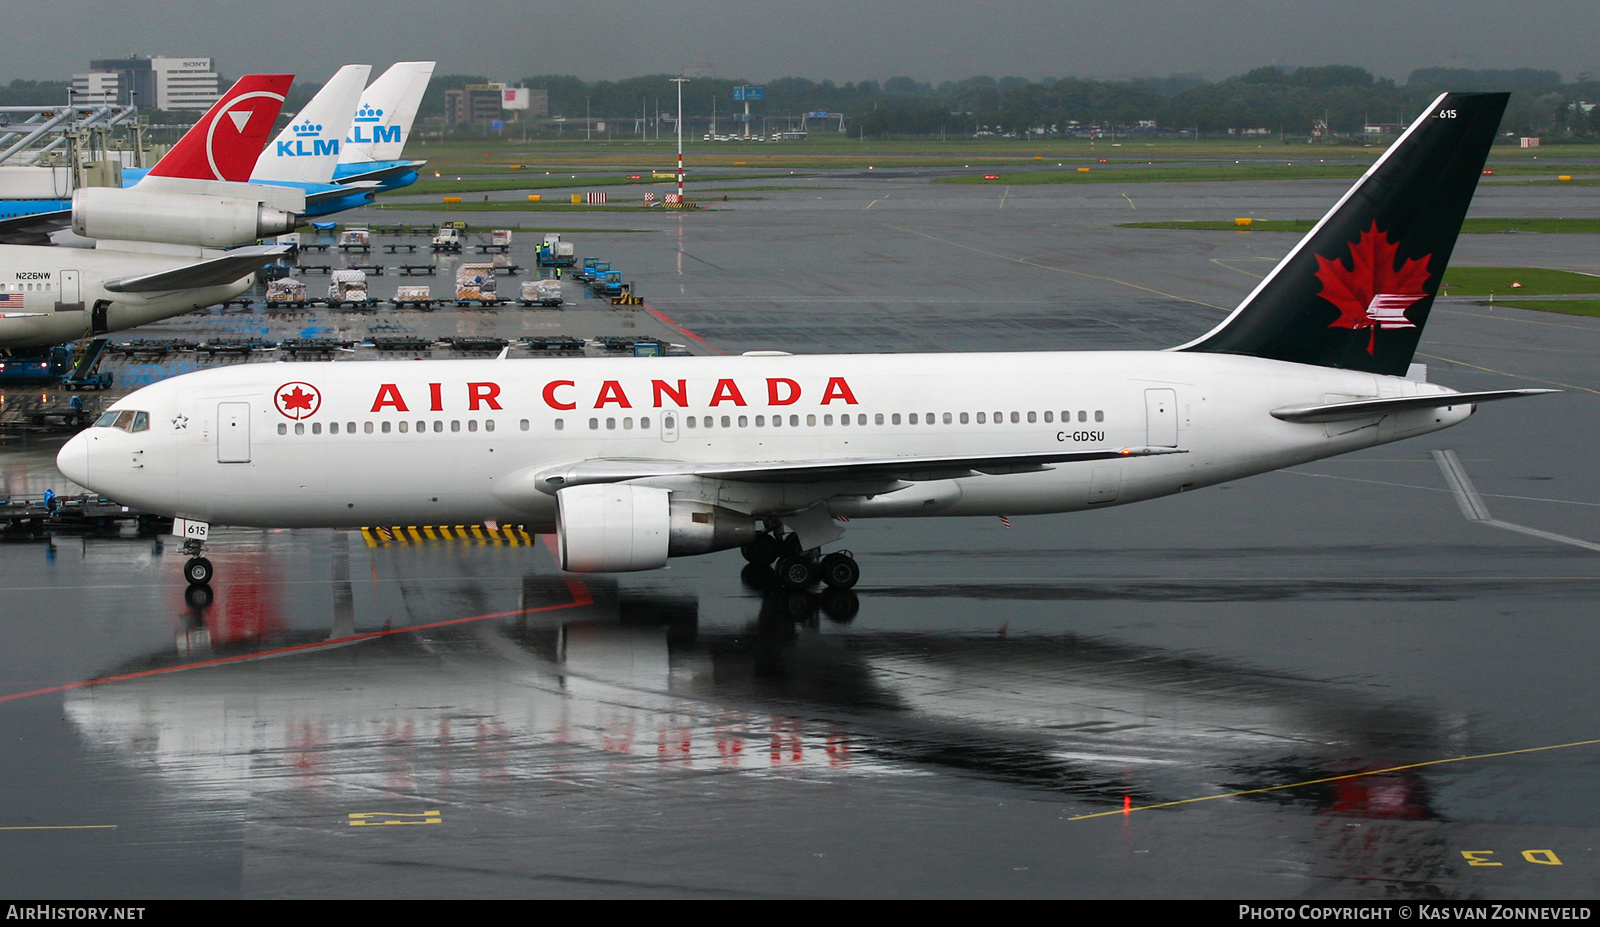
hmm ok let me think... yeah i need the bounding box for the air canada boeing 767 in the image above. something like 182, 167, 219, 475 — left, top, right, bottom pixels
58, 92, 1551, 590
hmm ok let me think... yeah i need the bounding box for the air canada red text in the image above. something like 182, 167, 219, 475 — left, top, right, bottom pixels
366, 377, 861, 414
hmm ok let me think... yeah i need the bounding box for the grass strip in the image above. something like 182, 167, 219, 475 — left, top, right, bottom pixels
1484, 300, 1600, 316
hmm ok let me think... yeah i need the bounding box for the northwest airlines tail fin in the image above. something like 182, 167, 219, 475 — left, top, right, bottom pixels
340, 61, 435, 164
145, 75, 293, 182
252, 64, 370, 184
1177, 92, 1509, 376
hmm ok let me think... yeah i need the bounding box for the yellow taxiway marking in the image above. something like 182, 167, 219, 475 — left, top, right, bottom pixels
1208, 256, 1274, 279
888, 224, 1229, 311
999, 186, 1012, 209
1121, 192, 1136, 209
1069, 737, 1600, 821
348, 810, 442, 827
864, 193, 891, 210
0, 825, 117, 831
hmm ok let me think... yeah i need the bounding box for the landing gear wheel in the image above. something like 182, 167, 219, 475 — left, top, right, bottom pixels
818, 552, 860, 589
774, 555, 817, 590
742, 532, 783, 565
184, 556, 213, 587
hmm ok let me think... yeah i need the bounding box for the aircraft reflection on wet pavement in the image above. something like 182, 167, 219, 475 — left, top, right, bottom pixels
67, 571, 1458, 824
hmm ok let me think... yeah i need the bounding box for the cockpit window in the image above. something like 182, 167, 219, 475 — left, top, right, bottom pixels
95, 410, 150, 432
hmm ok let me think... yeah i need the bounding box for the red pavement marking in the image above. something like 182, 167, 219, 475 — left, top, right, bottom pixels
641, 302, 724, 355
0, 580, 595, 706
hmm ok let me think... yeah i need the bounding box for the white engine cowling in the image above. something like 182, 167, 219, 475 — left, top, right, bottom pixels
556, 485, 760, 572
73, 187, 299, 248
557, 484, 671, 573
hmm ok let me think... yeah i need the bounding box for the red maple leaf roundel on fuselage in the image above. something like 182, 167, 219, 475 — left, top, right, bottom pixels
274, 382, 321, 420
1314, 221, 1433, 354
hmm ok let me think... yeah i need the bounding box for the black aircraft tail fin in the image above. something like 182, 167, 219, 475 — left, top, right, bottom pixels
1176, 92, 1508, 376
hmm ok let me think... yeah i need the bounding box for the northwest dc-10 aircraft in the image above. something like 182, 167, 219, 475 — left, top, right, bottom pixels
58, 92, 1550, 590
0, 76, 295, 347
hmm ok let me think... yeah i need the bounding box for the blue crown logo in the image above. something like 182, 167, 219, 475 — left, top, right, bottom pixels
353, 104, 383, 124
292, 119, 323, 137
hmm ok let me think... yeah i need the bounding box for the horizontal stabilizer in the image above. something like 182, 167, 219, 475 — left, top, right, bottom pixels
0, 209, 70, 245
534, 446, 1188, 494
333, 160, 425, 187
1270, 389, 1556, 423
307, 182, 378, 205
104, 244, 287, 293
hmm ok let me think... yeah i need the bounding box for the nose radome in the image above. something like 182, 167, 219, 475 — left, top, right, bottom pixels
57, 431, 90, 487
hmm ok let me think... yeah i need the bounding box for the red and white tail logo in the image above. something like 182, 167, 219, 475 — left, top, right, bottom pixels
147, 75, 292, 182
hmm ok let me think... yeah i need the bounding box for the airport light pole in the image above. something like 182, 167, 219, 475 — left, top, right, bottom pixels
671, 77, 688, 202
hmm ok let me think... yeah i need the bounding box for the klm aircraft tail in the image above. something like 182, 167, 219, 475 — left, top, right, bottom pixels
251, 64, 370, 185
1177, 92, 1509, 376
340, 61, 436, 165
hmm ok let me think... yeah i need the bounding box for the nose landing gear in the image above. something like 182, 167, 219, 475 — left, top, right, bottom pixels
181, 538, 213, 587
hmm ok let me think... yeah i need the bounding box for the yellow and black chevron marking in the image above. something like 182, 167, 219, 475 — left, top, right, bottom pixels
611, 293, 644, 305
360, 525, 535, 547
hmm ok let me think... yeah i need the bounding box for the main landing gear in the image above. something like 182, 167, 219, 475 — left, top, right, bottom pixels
739, 529, 860, 591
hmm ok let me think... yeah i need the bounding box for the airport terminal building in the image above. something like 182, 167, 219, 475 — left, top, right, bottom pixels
71, 56, 222, 111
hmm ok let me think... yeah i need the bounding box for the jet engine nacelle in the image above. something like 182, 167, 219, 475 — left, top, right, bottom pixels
72, 187, 299, 248
556, 484, 757, 573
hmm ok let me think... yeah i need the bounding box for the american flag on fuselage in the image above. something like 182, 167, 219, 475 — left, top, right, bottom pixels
0, 294, 24, 310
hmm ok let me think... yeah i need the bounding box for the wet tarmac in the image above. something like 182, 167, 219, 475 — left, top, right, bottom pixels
2, 170, 1599, 898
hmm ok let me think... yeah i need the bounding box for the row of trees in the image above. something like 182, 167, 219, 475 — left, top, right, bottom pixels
422, 66, 1600, 139
9, 68, 1596, 140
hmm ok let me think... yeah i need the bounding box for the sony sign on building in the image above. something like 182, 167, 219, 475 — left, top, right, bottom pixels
72, 56, 222, 111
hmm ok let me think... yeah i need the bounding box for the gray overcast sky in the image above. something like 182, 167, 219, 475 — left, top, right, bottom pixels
5, 0, 1597, 86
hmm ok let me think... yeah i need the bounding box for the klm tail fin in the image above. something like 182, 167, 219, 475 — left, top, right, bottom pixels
252, 64, 370, 184
146, 75, 292, 182
340, 61, 436, 164
1177, 92, 1509, 376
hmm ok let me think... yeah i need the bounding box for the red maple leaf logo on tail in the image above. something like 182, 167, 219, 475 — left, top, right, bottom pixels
1314, 222, 1432, 354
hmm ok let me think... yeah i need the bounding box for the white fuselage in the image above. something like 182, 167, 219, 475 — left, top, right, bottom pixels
57, 351, 1473, 534
0, 244, 249, 348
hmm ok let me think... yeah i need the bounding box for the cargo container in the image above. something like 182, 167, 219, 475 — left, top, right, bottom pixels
537, 240, 576, 267
265, 278, 309, 308
326, 269, 371, 308
391, 285, 434, 309
518, 278, 563, 307
338, 228, 371, 252
454, 263, 502, 305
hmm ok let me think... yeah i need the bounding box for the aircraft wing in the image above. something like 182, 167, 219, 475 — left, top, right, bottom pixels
0, 209, 71, 245
103, 244, 288, 294
1270, 389, 1557, 423
534, 446, 1187, 495
334, 161, 425, 187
